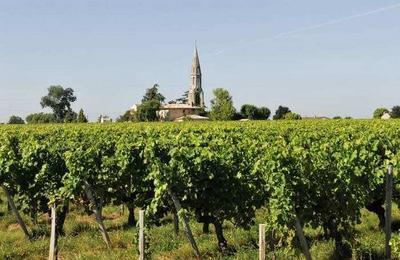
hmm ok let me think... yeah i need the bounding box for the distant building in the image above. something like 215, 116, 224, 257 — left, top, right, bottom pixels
175, 114, 210, 122
381, 112, 391, 120
187, 47, 205, 108
158, 103, 202, 121
302, 116, 330, 120
131, 45, 208, 122
130, 104, 139, 112
159, 46, 206, 121
99, 115, 113, 123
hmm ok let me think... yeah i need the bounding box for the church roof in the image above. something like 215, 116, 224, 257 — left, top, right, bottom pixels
161, 103, 201, 109
175, 114, 209, 122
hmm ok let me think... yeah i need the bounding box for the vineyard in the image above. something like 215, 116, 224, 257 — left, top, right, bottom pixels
1, 120, 400, 259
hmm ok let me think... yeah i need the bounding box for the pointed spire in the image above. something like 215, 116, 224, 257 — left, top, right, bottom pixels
192, 42, 201, 75
188, 42, 204, 108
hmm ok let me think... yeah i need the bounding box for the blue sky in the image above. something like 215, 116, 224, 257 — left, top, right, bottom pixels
0, 0, 399, 122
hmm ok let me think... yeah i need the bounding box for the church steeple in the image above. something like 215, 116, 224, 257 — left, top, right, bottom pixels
188, 44, 205, 108
191, 46, 201, 76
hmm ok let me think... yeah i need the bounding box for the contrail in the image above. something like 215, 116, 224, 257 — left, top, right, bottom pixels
273, 2, 400, 39
210, 2, 400, 57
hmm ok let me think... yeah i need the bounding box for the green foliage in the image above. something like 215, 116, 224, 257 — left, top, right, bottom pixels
169, 91, 189, 104
283, 112, 302, 120
64, 111, 77, 123
391, 234, 400, 258
232, 112, 243, 120
257, 107, 271, 120
0, 183, 397, 259
77, 109, 88, 123
8, 115, 25, 124
373, 107, 389, 119
137, 100, 161, 121
141, 84, 165, 103
196, 107, 208, 117
210, 88, 235, 120
40, 86, 77, 121
117, 110, 135, 122
136, 84, 165, 122
240, 104, 257, 119
1, 120, 400, 254
391, 106, 400, 119
273, 106, 291, 120
26, 113, 58, 124
240, 105, 271, 120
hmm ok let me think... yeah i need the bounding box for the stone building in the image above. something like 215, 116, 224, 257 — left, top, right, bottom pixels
187, 47, 205, 108
157, 46, 207, 121
158, 103, 200, 121
130, 46, 208, 121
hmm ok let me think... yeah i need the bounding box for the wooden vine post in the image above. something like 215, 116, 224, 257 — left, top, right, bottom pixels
295, 216, 312, 260
172, 209, 179, 235
1, 185, 31, 240
48, 203, 58, 260
385, 164, 393, 259
84, 181, 111, 248
120, 205, 124, 217
259, 224, 266, 260
168, 188, 200, 258
139, 210, 145, 260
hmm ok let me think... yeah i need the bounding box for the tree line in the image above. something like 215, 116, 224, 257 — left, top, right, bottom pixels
116, 85, 301, 122
8, 86, 88, 124
373, 106, 400, 119
7, 84, 398, 124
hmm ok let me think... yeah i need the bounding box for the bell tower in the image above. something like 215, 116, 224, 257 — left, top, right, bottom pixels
188, 45, 205, 108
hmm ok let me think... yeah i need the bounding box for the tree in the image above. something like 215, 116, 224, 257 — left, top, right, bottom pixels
256, 107, 271, 120
333, 116, 342, 120
76, 109, 88, 123
232, 112, 243, 120
240, 105, 271, 120
283, 112, 302, 120
40, 86, 77, 121
137, 100, 161, 121
77, 109, 89, 123
142, 84, 165, 103
373, 108, 389, 119
169, 91, 189, 104
197, 107, 209, 117
391, 106, 400, 119
240, 104, 258, 119
64, 111, 77, 123
26, 113, 58, 124
137, 84, 165, 122
273, 106, 291, 120
117, 110, 135, 122
8, 115, 25, 124
210, 88, 235, 120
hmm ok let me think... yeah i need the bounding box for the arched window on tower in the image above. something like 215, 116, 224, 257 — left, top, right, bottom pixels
195, 93, 201, 106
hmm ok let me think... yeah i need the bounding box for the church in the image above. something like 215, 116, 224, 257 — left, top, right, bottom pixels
155, 46, 208, 121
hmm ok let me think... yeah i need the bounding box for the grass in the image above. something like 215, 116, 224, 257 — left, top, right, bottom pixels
0, 191, 397, 260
